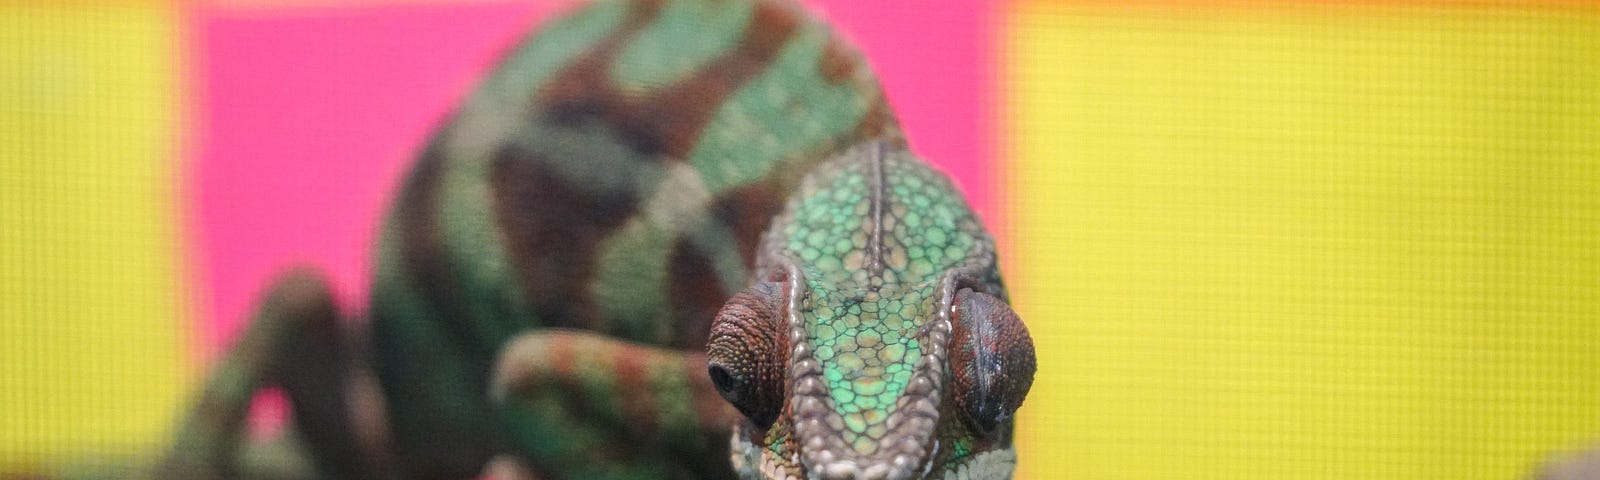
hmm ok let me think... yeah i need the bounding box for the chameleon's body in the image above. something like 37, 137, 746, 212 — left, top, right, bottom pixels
371, 0, 894, 476
162, 0, 1034, 479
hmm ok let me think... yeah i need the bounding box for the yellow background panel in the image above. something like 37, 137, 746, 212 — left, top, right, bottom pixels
0, 4, 187, 471
1008, 3, 1600, 479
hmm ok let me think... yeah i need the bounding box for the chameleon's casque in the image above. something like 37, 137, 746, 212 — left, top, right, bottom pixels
160, 0, 1034, 479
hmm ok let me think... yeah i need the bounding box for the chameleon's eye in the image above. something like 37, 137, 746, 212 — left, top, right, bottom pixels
707, 281, 789, 428
950, 288, 1036, 434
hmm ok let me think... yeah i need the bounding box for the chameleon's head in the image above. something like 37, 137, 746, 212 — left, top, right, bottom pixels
706, 143, 1037, 479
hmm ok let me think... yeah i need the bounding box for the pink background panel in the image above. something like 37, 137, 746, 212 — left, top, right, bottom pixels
187, 0, 997, 355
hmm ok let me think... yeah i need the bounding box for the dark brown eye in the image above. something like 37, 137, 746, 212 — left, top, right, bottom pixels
706, 281, 788, 428
950, 288, 1036, 434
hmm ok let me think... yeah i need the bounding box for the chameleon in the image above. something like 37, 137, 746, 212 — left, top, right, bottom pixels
158, 0, 1036, 479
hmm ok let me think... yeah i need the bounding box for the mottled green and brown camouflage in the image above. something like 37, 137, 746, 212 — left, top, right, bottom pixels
160, 0, 1035, 479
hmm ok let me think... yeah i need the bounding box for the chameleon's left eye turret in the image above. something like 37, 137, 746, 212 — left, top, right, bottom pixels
707, 281, 789, 428
950, 288, 1036, 434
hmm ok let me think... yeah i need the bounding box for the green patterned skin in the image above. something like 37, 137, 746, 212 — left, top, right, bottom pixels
158, 0, 1033, 479
785, 150, 983, 446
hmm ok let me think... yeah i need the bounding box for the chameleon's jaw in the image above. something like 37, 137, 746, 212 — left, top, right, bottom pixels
729, 425, 804, 480
729, 424, 939, 480
728, 426, 1019, 480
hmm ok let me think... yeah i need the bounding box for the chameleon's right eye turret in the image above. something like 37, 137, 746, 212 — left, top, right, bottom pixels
950, 288, 1037, 434
707, 281, 789, 428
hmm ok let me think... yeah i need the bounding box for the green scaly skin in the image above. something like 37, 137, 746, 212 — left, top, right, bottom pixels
718, 142, 1025, 480
160, 0, 1034, 479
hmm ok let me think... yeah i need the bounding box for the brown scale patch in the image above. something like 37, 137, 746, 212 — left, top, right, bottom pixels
852, 97, 900, 142
495, 0, 805, 338
538, 0, 802, 159
708, 182, 786, 269
613, 345, 661, 440
818, 35, 862, 84
538, 0, 661, 132
668, 241, 728, 349
547, 333, 579, 380
492, 147, 638, 331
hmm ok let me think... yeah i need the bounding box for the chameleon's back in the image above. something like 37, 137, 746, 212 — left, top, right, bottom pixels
367, 0, 898, 476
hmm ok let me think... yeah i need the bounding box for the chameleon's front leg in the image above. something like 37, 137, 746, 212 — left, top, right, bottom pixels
156, 269, 379, 480
490, 330, 739, 480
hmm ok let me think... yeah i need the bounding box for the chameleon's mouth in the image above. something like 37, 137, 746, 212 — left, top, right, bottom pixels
732, 423, 942, 480
730, 426, 1018, 480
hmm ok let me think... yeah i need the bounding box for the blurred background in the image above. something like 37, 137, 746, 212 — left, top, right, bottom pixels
2, 0, 1597, 478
